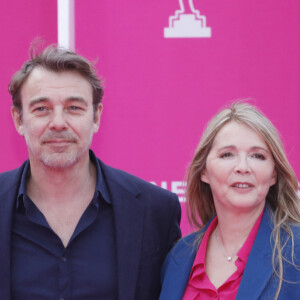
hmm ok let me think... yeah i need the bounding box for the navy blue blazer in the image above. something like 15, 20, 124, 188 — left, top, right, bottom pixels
0, 158, 182, 300
159, 205, 300, 300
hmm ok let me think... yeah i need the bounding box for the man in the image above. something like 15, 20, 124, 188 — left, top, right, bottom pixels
0, 45, 181, 300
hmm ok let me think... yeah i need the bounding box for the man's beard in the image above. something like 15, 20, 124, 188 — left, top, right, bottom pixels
39, 150, 80, 169
25, 131, 91, 169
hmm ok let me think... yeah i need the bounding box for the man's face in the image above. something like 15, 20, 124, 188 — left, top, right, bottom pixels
12, 67, 102, 169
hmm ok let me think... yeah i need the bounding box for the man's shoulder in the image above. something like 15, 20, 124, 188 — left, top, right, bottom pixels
98, 159, 179, 202
0, 163, 26, 184
0, 162, 26, 199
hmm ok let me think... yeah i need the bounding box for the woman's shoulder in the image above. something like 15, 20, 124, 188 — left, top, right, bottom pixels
161, 231, 201, 282
169, 220, 213, 257
289, 223, 300, 249
289, 222, 300, 232
163, 230, 204, 267
172, 232, 200, 253
282, 222, 300, 243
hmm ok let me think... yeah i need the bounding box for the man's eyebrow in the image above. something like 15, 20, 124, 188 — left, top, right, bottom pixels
28, 96, 89, 108
65, 97, 88, 105
28, 97, 49, 108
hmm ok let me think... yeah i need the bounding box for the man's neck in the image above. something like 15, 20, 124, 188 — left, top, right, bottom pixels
26, 154, 98, 247
26, 154, 97, 205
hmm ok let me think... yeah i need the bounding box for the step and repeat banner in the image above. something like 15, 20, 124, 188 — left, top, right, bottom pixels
1, 0, 300, 234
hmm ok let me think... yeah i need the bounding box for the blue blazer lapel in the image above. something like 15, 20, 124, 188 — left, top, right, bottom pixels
159, 233, 199, 300
100, 162, 145, 300
236, 206, 274, 300
0, 164, 25, 299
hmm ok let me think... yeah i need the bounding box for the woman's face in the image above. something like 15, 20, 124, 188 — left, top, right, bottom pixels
201, 121, 277, 214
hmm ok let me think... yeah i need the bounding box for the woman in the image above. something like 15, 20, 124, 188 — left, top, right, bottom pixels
159, 102, 300, 300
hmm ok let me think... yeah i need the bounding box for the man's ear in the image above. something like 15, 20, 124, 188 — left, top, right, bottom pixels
201, 168, 209, 184
11, 106, 24, 136
93, 103, 103, 133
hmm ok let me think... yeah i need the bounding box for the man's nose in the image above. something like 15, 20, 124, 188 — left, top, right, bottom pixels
49, 109, 67, 131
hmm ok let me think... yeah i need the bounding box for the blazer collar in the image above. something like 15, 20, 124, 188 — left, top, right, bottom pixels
159, 219, 215, 300
0, 163, 26, 299
159, 232, 199, 300
236, 205, 274, 300
99, 160, 145, 300
160, 206, 275, 300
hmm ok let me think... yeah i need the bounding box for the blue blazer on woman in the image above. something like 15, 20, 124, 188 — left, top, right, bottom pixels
159, 205, 300, 300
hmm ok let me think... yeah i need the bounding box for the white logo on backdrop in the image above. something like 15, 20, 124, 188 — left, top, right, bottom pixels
151, 181, 187, 202
164, 0, 211, 38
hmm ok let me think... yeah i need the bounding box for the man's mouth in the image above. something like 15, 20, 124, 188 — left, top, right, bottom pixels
43, 139, 73, 143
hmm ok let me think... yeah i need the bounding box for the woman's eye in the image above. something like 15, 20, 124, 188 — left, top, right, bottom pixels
253, 153, 266, 160
220, 152, 233, 158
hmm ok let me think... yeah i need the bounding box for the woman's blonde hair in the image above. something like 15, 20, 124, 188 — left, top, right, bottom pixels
186, 101, 300, 298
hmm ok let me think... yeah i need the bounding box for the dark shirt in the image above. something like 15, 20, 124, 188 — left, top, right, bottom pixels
11, 151, 117, 300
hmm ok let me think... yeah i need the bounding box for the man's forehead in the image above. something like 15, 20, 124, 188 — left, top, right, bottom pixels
25, 67, 87, 83
20, 67, 93, 99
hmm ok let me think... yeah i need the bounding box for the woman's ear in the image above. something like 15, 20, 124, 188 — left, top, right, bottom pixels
271, 169, 277, 186
201, 169, 209, 184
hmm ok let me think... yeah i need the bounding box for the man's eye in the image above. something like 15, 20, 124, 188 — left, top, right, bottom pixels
35, 107, 47, 112
69, 106, 81, 110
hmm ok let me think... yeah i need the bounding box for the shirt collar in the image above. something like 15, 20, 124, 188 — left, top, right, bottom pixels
89, 150, 111, 205
236, 206, 264, 264
16, 149, 111, 209
187, 216, 218, 279
193, 206, 264, 269
16, 160, 30, 209
197, 216, 218, 265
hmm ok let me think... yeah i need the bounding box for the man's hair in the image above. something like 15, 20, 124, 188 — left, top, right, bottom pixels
9, 44, 104, 113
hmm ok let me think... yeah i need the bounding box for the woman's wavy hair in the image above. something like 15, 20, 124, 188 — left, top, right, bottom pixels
186, 101, 300, 299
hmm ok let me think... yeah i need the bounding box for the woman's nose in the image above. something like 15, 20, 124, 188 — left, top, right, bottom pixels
234, 156, 251, 174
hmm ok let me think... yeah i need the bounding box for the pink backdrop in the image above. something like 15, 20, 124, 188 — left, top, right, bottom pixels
1, 0, 300, 235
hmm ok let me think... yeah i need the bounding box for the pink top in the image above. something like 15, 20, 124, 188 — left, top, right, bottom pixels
182, 209, 264, 300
